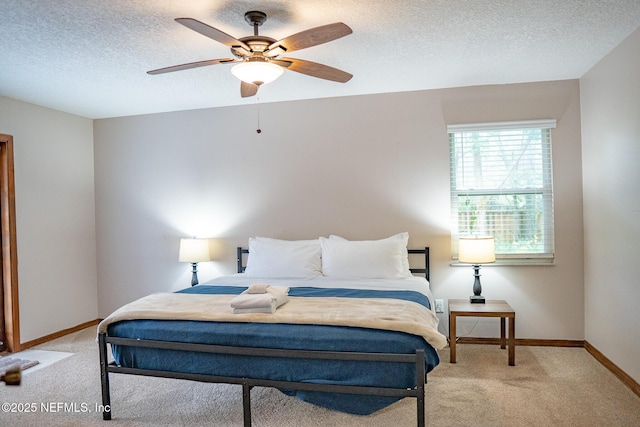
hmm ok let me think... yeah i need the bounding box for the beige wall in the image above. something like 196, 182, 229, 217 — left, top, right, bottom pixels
0, 96, 97, 343
94, 79, 584, 341
580, 27, 640, 383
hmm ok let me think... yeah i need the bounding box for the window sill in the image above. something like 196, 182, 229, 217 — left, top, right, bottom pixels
451, 258, 555, 267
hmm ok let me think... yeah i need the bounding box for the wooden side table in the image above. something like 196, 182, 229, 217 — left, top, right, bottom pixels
448, 299, 516, 366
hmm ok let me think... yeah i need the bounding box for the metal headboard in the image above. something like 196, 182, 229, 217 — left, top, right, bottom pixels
237, 247, 249, 274
408, 247, 430, 281
237, 246, 430, 281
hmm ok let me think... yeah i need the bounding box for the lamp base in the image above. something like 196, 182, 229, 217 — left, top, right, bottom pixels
190, 262, 199, 287
470, 295, 486, 304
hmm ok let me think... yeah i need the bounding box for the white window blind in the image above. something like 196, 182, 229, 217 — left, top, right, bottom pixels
448, 120, 556, 261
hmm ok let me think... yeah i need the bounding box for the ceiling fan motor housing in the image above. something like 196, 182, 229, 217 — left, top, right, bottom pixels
232, 36, 277, 58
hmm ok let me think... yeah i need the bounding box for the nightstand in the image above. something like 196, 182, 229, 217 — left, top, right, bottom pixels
448, 299, 516, 366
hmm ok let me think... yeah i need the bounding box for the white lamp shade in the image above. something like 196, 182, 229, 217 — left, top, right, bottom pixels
231, 61, 283, 85
458, 236, 496, 264
178, 238, 211, 263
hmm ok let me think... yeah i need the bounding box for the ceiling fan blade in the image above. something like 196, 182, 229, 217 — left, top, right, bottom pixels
273, 58, 352, 83
266, 22, 352, 55
240, 81, 259, 98
147, 58, 236, 75
175, 18, 251, 54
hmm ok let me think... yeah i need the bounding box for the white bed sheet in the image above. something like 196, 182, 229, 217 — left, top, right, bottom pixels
200, 274, 436, 313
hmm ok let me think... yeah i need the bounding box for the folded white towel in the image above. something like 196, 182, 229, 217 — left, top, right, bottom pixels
230, 285, 290, 311
246, 283, 270, 294
264, 286, 289, 308
230, 293, 275, 309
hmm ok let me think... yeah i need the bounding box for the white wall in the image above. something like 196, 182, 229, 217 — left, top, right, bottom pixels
0, 96, 97, 343
94, 79, 584, 341
580, 27, 640, 383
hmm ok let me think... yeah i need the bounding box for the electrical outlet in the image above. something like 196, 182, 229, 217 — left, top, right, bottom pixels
435, 299, 444, 313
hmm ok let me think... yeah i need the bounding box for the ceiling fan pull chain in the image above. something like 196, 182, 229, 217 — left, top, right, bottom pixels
256, 97, 262, 134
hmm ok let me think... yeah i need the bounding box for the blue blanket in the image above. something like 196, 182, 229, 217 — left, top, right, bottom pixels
108, 285, 440, 415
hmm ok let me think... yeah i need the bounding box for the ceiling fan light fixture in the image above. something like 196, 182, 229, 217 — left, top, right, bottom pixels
231, 61, 283, 85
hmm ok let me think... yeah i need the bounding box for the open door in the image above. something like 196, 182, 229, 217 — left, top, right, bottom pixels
0, 134, 19, 353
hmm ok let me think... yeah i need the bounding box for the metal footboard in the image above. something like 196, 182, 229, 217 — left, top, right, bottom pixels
98, 332, 427, 427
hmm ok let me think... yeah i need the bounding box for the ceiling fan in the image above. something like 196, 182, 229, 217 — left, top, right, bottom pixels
148, 11, 353, 98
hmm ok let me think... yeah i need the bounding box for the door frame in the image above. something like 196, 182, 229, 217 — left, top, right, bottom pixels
0, 134, 20, 352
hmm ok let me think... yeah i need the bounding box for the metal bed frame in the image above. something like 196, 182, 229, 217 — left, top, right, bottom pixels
99, 247, 431, 427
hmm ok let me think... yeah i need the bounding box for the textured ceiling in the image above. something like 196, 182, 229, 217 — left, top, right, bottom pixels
1, 0, 640, 119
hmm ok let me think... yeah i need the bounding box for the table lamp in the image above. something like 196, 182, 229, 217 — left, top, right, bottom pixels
458, 236, 495, 303
179, 238, 211, 286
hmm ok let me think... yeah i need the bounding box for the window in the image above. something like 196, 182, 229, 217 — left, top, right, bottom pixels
448, 120, 556, 263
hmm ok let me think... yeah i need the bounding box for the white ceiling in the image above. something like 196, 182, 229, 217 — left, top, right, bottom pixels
1, 0, 640, 119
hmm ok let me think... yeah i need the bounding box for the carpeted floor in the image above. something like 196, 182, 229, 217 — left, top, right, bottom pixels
1, 327, 638, 426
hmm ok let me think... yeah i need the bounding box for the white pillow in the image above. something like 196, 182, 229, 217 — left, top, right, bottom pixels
244, 237, 322, 277
329, 233, 412, 277
255, 236, 320, 245
320, 235, 409, 279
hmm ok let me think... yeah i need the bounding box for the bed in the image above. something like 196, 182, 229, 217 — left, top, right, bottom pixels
98, 234, 447, 426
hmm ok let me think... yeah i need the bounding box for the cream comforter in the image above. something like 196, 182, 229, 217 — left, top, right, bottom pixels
98, 292, 447, 350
